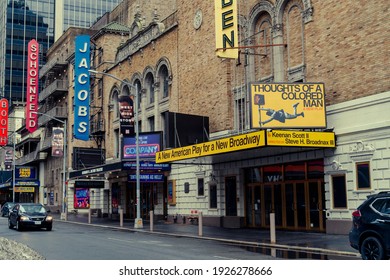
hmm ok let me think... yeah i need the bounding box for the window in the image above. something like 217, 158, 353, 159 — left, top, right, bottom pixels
98, 79, 103, 98
98, 48, 103, 65
332, 175, 347, 208
197, 178, 204, 196
148, 116, 155, 131
356, 162, 371, 190
209, 182, 217, 209
235, 98, 245, 131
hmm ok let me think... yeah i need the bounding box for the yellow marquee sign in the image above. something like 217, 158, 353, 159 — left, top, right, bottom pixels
15, 187, 35, 193
267, 130, 335, 148
156, 131, 266, 163
251, 83, 326, 129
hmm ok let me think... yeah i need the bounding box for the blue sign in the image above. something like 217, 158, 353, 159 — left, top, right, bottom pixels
122, 132, 162, 159
74, 35, 90, 141
15, 166, 37, 180
122, 162, 171, 171
128, 174, 164, 182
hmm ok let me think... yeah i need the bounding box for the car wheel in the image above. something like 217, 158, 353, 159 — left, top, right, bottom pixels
46, 226, 52, 231
8, 219, 13, 229
361, 236, 385, 260
16, 220, 23, 231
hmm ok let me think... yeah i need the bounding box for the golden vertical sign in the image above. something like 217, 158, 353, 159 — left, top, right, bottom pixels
215, 0, 238, 59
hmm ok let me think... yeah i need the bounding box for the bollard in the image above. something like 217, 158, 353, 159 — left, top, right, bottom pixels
119, 208, 123, 227
150, 210, 154, 232
88, 208, 92, 224
198, 211, 203, 237
270, 212, 276, 243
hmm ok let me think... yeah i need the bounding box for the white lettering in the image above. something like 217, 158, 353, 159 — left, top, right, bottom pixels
78, 106, 88, 116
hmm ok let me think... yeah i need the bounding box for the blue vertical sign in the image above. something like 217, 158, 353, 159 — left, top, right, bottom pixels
74, 35, 90, 141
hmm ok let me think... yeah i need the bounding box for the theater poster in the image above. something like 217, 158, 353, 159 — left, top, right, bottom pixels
74, 188, 90, 209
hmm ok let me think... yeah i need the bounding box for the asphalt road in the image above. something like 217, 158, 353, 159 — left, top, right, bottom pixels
0, 217, 278, 260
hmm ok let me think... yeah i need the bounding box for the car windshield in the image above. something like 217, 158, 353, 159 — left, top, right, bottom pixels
19, 205, 46, 214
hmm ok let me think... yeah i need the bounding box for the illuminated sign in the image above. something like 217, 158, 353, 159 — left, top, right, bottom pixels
156, 131, 266, 163
74, 35, 90, 141
15, 187, 35, 193
128, 174, 164, 182
250, 83, 326, 129
267, 130, 335, 148
215, 0, 238, 58
15, 166, 37, 180
0, 98, 8, 146
122, 132, 162, 160
26, 39, 39, 133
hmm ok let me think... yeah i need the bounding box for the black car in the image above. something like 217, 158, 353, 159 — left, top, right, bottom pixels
8, 203, 53, 231
349, 191, 390, 260
1, 202, 15, 217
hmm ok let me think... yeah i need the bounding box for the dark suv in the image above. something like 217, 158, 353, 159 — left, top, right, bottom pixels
349, 192, 390, 260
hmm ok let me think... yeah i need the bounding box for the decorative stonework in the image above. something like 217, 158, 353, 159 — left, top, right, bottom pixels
303, 7, 314, 23
288, 64, 306, 82
349, 141, 375, 161
331, 160, 342, 171
193, 9, 203, 30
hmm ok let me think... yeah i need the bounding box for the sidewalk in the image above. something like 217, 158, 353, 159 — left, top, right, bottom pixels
53, 213, 359, 258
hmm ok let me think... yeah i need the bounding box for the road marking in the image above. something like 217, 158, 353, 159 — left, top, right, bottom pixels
213, 256, 238, 260
108, 237, 172, 247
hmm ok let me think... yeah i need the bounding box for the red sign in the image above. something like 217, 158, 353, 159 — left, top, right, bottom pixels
26, 39, 39, 133
0, 98, 8, 146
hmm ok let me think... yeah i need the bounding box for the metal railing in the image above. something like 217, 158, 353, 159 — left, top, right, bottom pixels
39, 79, 69, 102
38, 107, 67, 127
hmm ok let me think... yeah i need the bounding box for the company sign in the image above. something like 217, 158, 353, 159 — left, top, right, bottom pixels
267, 130, 336, 148
123, 132, 162, 160
26, 39, 39, 133
0, 98, 8, 146
250, 83, 326, 129
74, 35, 90, 141
156, 131, 266, 163
215, 0, 238, 58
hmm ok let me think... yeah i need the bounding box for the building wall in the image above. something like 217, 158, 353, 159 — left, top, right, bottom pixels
33, 0, 389, 232
324, 91, 390, 234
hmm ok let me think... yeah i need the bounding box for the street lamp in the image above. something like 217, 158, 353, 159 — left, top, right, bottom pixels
32, 112, 67, 221
88, 69, 142, 229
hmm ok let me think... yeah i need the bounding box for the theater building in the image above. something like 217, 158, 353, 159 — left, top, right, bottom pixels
17, 0, 388, 235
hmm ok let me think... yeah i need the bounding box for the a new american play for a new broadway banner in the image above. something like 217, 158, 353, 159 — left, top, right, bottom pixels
250, 83, 326, 129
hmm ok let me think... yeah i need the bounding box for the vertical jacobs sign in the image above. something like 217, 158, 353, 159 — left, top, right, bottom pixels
215, 0, 238, 59
74, 35, 90, 141
26, 39, 39, 133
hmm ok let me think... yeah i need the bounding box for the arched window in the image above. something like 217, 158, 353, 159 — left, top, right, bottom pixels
145, 72, 155, 104
158, 65, 169, 99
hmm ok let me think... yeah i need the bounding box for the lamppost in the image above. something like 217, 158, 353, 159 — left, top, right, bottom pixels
88, 69, 142, 229
31, 112, 67, 220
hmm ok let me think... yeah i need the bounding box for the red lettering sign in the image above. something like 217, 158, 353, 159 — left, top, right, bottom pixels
0, 98, 8, 146
26, 39, 39, 133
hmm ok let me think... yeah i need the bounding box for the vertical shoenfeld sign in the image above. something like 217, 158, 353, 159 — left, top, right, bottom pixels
74, 35, 90, 141
0, 98, 8, 146
26, 39, 39, 133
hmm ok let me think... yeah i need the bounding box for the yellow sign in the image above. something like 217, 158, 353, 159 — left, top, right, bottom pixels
215, 0, 238, 58
251, 83, 326, 128
267, 130, 336, 148
156, 131, 266, 163
15, 187, 35, 193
